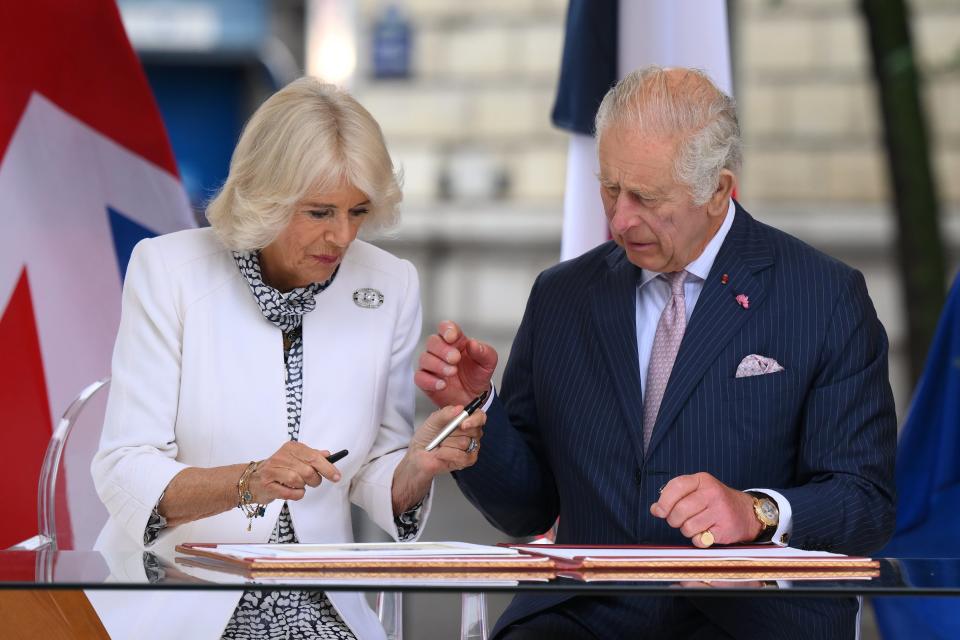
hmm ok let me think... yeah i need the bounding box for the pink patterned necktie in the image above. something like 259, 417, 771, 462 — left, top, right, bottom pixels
643, 270, 688, 452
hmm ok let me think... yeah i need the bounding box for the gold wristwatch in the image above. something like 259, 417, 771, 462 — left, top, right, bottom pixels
747, 491, 779, 543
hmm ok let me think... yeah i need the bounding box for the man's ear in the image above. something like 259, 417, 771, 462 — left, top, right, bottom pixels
708, 169, 736, 217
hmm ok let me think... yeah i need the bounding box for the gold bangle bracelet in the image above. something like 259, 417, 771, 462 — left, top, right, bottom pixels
237, 461, 266, 531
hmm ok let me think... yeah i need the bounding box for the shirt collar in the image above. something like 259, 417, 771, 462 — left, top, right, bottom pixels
639, 199, 736, 288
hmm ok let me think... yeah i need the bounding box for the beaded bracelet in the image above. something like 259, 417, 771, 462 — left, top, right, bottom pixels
237, 461, 266, 531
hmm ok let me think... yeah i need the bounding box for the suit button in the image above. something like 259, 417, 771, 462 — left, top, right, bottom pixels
636, 469, 644, 486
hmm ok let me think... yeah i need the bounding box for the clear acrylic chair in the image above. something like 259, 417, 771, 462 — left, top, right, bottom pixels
460, 592, 489, 639
36, 377, 112, 551
4, 377, 111, 586
6, 377, 113, 552
376, 591, 403, 640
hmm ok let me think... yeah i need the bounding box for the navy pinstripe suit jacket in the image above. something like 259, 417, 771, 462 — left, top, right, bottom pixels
455, 203, 897, 639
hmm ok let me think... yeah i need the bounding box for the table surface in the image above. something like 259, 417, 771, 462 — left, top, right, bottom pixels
1, 550, 959, 597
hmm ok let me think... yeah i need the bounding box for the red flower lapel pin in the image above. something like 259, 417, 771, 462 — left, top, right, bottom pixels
721, 274, 749, 309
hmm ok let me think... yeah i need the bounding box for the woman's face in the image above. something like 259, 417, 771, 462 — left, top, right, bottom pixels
259, 183, 371, 291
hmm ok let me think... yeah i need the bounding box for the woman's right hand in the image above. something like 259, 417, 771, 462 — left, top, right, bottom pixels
247, 441, 342, 503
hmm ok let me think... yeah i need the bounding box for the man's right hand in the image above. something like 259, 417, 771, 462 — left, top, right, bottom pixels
415, 320, 498, 408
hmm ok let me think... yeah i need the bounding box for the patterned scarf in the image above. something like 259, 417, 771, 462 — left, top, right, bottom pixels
232, 251, 333, 332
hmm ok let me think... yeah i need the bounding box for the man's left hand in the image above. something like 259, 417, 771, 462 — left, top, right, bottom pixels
650, 472, 762, 547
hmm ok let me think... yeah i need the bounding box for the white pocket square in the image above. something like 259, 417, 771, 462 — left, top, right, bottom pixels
736, 354, 785, 378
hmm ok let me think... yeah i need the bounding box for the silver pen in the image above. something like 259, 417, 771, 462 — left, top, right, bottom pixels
425, 391, 489, 451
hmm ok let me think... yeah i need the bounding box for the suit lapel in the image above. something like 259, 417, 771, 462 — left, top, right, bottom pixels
589, 247, 646, 463
646, 206, 775, 456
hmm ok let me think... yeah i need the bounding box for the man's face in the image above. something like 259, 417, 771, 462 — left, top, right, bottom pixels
598, 126, 719, 273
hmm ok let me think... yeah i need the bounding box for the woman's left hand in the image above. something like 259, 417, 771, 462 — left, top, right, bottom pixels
408, 404, 486, 476
391, 405, 486, 515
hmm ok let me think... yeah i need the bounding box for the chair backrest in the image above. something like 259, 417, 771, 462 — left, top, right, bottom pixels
38, 377, 111, 550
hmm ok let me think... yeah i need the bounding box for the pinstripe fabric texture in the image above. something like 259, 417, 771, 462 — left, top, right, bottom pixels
455, 203, 896, 640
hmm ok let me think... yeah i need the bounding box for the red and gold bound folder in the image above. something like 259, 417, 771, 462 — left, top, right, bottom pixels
174, 541, 556, 580
506, 544, 880, 581
174, 542, 878, 582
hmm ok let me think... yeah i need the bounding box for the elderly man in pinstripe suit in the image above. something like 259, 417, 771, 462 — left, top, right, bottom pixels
416, 66, 896, 640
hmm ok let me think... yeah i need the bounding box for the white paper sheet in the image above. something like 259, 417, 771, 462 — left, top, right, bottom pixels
512, 545, 858, 562
211, 541, 520, 560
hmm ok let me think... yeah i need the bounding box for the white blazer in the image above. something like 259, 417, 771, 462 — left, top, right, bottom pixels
89, 228, 430, 640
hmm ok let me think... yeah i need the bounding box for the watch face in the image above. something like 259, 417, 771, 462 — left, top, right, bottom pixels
759, 500, 778, 525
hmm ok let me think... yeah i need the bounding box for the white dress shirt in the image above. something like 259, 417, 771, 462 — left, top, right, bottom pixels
634, 199, 793, 546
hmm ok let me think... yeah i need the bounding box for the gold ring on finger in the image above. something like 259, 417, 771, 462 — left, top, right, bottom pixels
700, 530, 715, 547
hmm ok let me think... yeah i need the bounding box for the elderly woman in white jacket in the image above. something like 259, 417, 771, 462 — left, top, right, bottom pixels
89, 77, 488, 640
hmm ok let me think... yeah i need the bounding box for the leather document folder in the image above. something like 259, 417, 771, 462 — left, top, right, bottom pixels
507, 544, 880, 581
174, 542, 878, 582
175, 541, 556, 580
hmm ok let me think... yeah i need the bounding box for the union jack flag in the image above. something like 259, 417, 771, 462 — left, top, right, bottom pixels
0, 0, 193, 549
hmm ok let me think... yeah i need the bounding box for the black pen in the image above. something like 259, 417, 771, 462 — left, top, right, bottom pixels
425, 391, 488, 451
326, 449, 349, 464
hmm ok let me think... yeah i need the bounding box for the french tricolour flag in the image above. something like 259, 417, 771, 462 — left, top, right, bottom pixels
554, 0, 733, 262
0, 0, 194, 549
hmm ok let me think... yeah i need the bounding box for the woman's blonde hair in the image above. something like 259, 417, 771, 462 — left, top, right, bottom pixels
206, 77, 402, 250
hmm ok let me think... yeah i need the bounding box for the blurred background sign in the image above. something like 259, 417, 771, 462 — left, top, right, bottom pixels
372, 2, 413, 79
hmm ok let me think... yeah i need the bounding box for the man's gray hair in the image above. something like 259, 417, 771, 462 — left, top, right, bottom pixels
595, 66, 741, 205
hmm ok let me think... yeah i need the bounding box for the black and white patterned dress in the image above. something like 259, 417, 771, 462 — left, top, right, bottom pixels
145, 250, 423, 639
